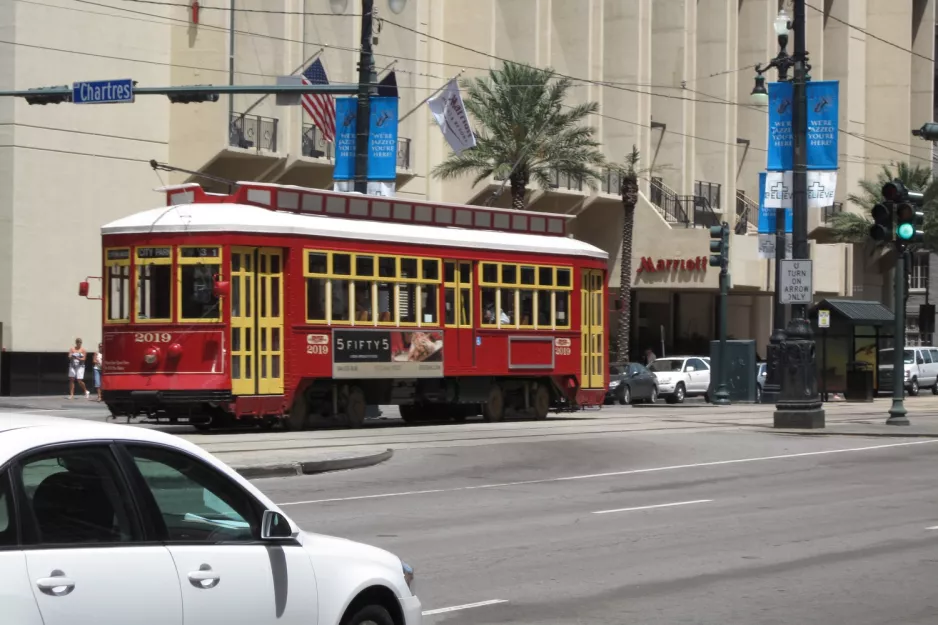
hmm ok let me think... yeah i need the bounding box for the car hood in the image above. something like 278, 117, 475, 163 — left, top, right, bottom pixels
299, 530, 402, 570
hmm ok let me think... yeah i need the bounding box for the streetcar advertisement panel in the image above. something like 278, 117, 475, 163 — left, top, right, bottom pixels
332, 329, 443, 379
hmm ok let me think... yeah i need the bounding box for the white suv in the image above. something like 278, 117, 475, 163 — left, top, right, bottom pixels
0, 414, 421, 625
648, 356, 712, 404
879, 346, 938, 396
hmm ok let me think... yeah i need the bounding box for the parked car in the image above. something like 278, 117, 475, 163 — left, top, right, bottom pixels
879, 346, 938, 396
647, 356, 712, 404
607, 362, 659, 405
756, 362, 767, 403
0, 414, 421, 625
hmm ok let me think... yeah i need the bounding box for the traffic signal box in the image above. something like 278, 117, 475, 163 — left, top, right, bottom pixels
709, 223, 730, 270
883, 179, 925, 247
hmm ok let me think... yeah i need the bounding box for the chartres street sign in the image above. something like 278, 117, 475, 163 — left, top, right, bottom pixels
72, 79, 135, 104
779, 259, 813, 304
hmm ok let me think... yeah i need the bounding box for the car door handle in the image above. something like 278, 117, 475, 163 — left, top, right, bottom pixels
188, 565, 220, 589
36, 570, 76, 596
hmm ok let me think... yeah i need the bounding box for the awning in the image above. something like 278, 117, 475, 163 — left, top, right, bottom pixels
813, 298, 894, 325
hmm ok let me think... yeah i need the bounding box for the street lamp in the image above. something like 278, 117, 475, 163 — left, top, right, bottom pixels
330, 0, 407, 194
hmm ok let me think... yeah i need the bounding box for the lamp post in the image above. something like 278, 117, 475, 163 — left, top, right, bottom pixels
751, 8, 793, 406
330, 0, 406, 194
751, 0, 824, 428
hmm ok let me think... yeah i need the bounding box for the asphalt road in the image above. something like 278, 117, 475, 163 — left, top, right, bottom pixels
251, 430, 938, 625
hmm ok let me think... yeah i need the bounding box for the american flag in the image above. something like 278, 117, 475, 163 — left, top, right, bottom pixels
301, 59, 336, 143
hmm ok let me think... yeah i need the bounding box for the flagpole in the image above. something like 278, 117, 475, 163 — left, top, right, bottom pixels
398, 69, 466, 123
241, 47, 325, 117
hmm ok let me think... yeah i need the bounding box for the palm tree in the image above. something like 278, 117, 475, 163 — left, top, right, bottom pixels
431, 62, 606, 209
830, 162, 938, 250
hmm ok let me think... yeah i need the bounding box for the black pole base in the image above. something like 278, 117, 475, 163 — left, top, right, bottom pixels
712, 385, 731, 406
774, 408, 825, 429
886, 400, 910, 426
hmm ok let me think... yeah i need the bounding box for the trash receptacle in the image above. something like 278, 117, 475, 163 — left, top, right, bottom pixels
844, 361, 874, 402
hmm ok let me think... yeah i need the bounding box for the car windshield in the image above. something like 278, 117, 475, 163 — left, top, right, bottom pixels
649, 359, 683, 372
609, 365, 623, 375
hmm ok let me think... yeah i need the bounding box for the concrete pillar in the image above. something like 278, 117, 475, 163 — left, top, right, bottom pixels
694, 0, 738, 215
736, 0, 774, 207
650, 0, 696, 193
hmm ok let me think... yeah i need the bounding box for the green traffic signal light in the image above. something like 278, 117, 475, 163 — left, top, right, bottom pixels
897, 223, 916, 240
708, 224, 728, 268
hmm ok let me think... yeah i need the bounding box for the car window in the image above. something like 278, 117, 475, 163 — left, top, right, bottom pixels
632, 363, 648, 375
0, 471, 14, 547
648, 359, 683, 372
922, 350, 933, 364
686, 358, 707, 371
609, 365, 622, 376
18, 447, 136, 545
628, 363, 640, 375
127, 445, 258, 543
931, 349, 938, 363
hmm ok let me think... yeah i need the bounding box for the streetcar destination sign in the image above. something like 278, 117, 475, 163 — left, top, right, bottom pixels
72, 79, 135, 104
779, 259, 813, 304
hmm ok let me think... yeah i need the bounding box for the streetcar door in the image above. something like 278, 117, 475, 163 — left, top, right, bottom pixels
229, 247, 285, 396
580, 269, 605, 389
443, 260, 474, 370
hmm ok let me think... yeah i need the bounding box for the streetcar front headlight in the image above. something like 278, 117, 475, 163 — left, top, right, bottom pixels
144, 347, 160, 365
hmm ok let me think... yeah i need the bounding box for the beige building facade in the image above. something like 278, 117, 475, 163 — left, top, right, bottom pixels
0, 0, 933, 390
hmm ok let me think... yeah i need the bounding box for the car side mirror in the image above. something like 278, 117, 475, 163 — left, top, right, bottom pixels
261, 510, 296, 540
686, 366, 696, 372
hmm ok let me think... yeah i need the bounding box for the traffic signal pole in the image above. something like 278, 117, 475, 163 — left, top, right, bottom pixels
888, 251, 910, 425
709, 223, 731, 406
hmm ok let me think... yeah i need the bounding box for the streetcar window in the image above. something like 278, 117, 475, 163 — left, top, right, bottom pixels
500, 289, 516, 326
557, 268, 571, 287
333, 254, 351, 276
444, 261, 456, 283
481, 288, 497, 326
539, 266, 553, 286
459, 262, 472, 284
421, 285, 438, 324
400, 257, 418, 278
308, 252, 328, 275
377, 282, 394, 323
444, 288, 456, 325
355, 255, 375, 277
500, 264, 517, 285
537, 292, 551, 326
378, 256, 396, 278
331, 280, 350, 322
180, 263, 220, 320
356, 282, 373, 322
399, 283, 417, 323
518, 290, 534, 326
107, 263, 130, 322
556, 292, 570, 327
306, 278, 327, 322
459, 287, 471, 326
481, 263, 498, 284
521, 266, 536, 285
136, 264, 172, 321
421, 259, 440, 281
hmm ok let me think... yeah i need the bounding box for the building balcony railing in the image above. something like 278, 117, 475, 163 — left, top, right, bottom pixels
601, 167, 625, 196
301, 124, 411, 170
229, 113, 278, 152
821, 201, 843, 224
735, 190, 758, 234
547, 169, 585, 192
649, 177, 719, 228
694, 180, 721, 210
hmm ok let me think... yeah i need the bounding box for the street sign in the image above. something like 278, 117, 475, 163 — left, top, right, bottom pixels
818, 310, 830, 328
72, 79, 134, 104
779, 259, 813, 305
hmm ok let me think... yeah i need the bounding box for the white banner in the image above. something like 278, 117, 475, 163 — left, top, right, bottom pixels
757, 233, 793, 259
764, 170, 837, 210
333, 181, 396, 197
427, 79, 477, 154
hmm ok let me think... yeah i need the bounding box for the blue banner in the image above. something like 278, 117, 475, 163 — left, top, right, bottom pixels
333, 96, 400, 181
766, 82, 793, 171
806, 80, 839, 170
757, 172, 792, 234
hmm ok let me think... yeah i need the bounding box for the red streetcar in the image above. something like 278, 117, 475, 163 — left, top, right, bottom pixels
90, 182, 608, 430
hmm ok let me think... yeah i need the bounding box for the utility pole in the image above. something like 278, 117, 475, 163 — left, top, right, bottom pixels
709, 222, 731, 405
772, 0, 825, 429
355, 0, 377, 194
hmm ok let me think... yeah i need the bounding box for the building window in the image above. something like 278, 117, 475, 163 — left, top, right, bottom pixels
910, 253, 929, 292
906, 315, 933, 346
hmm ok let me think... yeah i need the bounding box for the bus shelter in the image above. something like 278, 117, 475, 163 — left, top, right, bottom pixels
810, 299, 895, 400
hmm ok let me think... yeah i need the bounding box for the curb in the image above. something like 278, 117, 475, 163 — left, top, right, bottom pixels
235, 448, 394, 479
766, 430, 938, 439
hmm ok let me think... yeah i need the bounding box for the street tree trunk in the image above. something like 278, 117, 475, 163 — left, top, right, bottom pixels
510, 171, 527, 210
618, 173, 638, 362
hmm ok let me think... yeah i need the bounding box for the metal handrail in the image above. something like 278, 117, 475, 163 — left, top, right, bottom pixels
229, 112, 278, 152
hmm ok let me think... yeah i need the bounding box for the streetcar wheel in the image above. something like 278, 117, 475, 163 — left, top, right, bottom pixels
284, 391, 309, 431
400, 404, 421, 423
346, 387, 367, 428
533, 384, 550, 420
483, 384, 505, 422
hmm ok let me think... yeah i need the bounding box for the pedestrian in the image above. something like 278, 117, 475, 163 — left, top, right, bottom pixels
94, 343, 103, 402
645, 347, 657, 366
68, 338, 89, 399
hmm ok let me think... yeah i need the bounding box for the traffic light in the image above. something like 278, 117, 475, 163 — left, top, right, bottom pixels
24, 86, 72, 105
709, 222, 730, 270
869, 202, 893, 242
912, 122, 938, 142
166, 87, 221, 104
884, 179, 925, 245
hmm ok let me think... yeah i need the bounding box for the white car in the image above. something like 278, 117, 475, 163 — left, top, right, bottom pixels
647, 356, 712, 404
0, 413, 421, 625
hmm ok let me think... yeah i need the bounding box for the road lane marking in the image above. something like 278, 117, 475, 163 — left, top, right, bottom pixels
927, 526, 938, 530
422, 599, 509, 616
593, 499, 713, 515
276, 439, 938, 506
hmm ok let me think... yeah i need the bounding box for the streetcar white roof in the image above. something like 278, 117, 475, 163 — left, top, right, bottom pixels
102, 202, 608, 260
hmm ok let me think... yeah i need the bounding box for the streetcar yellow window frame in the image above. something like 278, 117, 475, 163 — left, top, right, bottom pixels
104, 247, 131, 325
176, 246, 223, 323
479, 262, 574, 330
134, 246, 174, 324
444, 260, 473, 329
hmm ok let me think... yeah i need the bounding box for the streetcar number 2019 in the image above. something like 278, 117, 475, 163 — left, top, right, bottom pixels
307, 345, 329, 355
135, 332, 172, 343
555, 347, 572, 356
